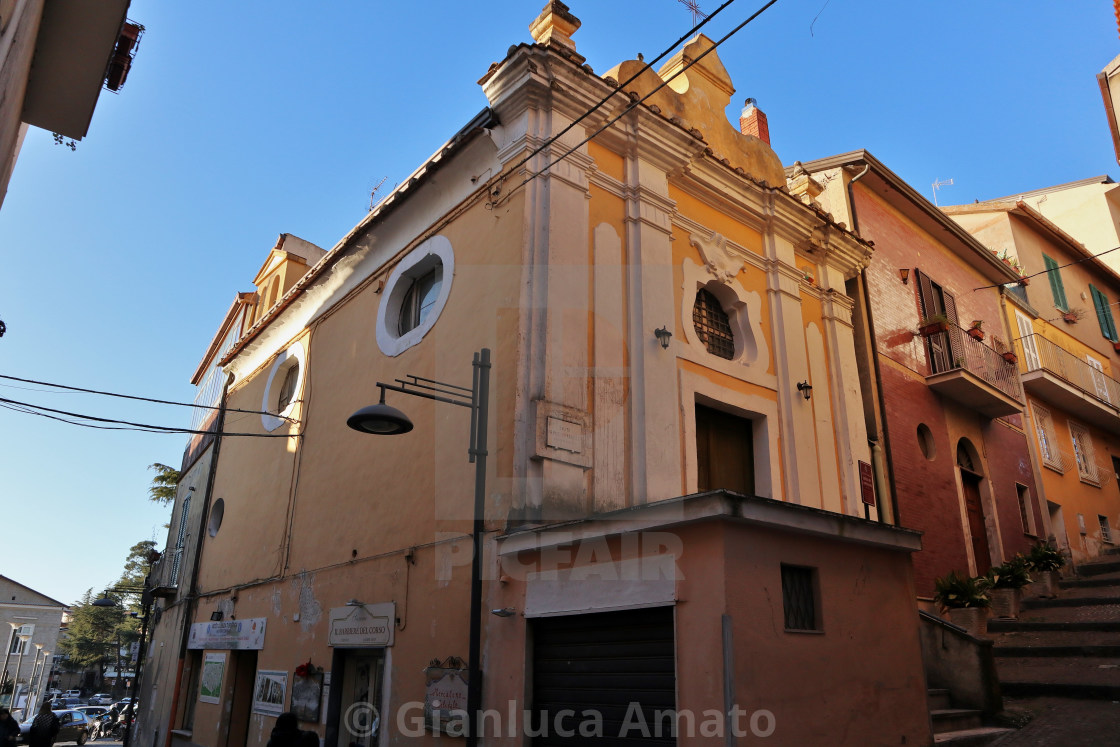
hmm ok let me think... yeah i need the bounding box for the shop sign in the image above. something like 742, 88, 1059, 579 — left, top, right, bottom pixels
187, 617, 267, 650
328, 602, 395, 648
423, 657, 468, 733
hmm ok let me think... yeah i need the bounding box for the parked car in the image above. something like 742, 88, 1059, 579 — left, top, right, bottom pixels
19, 709, 90, 745
74, 705, 108, 723
63, 690, 81, 699
86, 694, 113, 706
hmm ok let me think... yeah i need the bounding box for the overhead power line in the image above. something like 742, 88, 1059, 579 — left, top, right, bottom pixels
973, 245, 1120, 292
494, 0, 781, 207
0, 396, 298, 438
0, 372, 297, 422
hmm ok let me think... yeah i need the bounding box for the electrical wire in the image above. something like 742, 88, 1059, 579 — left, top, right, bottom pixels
0, 372, 298, 422
0, 396, 298, 438
973, 245, 1120, 291
495, 0, 741, 184
492, 0, 781, 208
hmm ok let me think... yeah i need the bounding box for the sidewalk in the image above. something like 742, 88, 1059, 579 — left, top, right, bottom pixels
989, 697, 1120, 746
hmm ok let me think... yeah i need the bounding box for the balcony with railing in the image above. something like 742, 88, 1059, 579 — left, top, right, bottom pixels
923, 322, 1023, 418
1014, 333, 1120, 433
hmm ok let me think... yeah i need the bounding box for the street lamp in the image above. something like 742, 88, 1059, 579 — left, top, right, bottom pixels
27, 645, 43, 708
346, 348, 490, 747
30, 648, 49, 708
0, 622, 18, 706
93, 585, 150, 747
12, 631, 31, 711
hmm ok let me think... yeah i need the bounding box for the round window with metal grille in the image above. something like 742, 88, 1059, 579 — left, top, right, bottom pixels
693, 288, 735, 360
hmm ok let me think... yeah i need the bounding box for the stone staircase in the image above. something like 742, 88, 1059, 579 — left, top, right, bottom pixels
987, 548, 1120, 701
929, 686, 1015, 745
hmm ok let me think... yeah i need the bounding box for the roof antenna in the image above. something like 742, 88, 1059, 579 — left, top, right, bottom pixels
677, 0, 706, 26
369, 176, 388, 211
932, 177, 954, 207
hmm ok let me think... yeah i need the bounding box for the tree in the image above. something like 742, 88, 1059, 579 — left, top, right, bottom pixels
147, 462, 180, 505
118, 540, 157, 589
57, 590, 125, 689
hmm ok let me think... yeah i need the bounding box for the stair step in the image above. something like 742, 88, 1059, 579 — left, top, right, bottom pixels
988, 620, 1120, 632
986, 629, 1120, 646
932, 726, 1017, 746
994, 644, 1120, 657
1059, 574, 1120, 589
1000, 681, 1120, 699
1021, 595, 1120, 609
1077, 559, 1120, 576
931, 708, 984, 734
928, 688, 952, 710
996, 656, 1120, 699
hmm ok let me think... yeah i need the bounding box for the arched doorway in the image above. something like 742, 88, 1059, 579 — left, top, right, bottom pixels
957, 439, 992, 573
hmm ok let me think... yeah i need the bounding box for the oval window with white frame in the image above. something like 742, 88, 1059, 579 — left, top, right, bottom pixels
376, 235, 454, 356
261, 342, 306, 431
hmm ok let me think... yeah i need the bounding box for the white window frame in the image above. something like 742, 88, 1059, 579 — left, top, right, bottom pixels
1087, 355, 1112, 404
260, 342, 306, 432
1031, 403, 1062, 472
1068, 420, 1100, 485
1016, 312, 1040, 371
1016, 483, 1037, 536
376, 235, 454, 357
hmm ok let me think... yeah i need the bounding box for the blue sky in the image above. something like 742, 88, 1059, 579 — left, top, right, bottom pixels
1, 0, 1116, 606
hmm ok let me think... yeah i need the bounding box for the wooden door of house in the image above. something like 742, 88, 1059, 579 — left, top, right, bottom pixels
961, 471, 992, 574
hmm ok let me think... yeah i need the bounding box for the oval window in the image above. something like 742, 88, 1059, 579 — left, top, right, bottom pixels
376, 235, 454, 356
208, 498, 225, 537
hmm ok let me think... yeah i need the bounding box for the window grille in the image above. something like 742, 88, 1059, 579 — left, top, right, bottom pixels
693, 288, 735, 360
781, 565, 817, 631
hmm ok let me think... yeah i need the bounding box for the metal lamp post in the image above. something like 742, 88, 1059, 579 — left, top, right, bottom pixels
92, 585, 151, 747
12, 632, 30, 712
30, 648, 49, 708
27, 645, 43, 708
346, 348, 490, 747
0, 623, 18, 706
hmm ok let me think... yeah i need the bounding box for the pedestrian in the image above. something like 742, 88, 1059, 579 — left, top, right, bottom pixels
25, 701, 59, 747
0, 708, 19, 747
266, 712, 303, 747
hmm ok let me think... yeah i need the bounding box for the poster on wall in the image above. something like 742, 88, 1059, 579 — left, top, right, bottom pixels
423, 657, 468, 733
252, 670, 288, 716
199, 653, 226, 704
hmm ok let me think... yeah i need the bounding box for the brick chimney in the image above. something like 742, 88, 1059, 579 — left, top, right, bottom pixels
739, 98, 770, 145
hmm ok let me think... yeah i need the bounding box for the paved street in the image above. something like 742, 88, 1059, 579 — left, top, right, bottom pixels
990, 697, 1120, 746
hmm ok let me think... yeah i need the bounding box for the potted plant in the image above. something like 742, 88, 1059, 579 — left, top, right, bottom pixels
933, 570, 991, 636
967, 321, 985, 341
918, 314, 951, 337
1024, 542, 1065, 598
1062, 308, 1085, 324
1112, 340, 1120, 354
986, 555, 1031, 619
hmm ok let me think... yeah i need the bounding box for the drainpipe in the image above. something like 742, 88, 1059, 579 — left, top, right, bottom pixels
847, 163, 900, 524
164, 372, 234, 747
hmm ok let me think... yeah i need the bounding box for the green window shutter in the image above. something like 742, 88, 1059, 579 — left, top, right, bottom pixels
1090, 285, 1118, 341
1043, 254, 1068, 311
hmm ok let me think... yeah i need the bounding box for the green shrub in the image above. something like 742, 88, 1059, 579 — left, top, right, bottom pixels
933, 570, 991, 610
1026, 542, 1065, 572
987, 554, 1032, 589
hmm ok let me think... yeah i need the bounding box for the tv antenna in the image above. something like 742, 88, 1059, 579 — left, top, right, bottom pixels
369, 176, 388, 211
932, 177, 954, 207
677, 0, 706, 25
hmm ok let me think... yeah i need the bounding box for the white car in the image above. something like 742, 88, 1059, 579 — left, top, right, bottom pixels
87, 693, 114, 706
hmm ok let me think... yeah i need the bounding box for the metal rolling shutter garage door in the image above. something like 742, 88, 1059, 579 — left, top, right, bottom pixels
531, 606, 676, 745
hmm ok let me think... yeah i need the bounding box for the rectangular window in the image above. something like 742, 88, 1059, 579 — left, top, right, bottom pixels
1068, 420, 1099, 484
7, 624, 33, 654
1017, 484, 1036, 536
1100, 515, 1114, 544
916, 270, 960, 374
1032, 404, 1061, 471
781, 565, 820, 631
1016, 313, 1040, 371
1090, 284, 1118, 342
695, 403, 755, 495
1043, 254, 1069, 311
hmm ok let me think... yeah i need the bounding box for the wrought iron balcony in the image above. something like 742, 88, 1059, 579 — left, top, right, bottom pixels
923, 322, 1023, 418
1014, 334, 1120, 433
